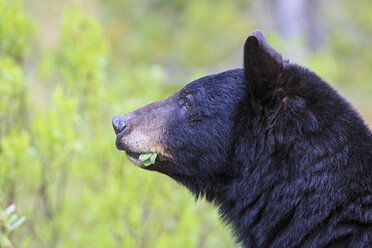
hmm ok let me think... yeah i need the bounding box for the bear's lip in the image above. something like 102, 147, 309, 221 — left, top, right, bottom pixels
115, 136, 161, 168
125, 151, 146, 168
125, 151, 161, 169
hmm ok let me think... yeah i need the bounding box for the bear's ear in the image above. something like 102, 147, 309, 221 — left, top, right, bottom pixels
243, 30, 283, 102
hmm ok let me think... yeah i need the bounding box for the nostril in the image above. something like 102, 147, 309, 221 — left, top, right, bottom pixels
112, 115, 127, 134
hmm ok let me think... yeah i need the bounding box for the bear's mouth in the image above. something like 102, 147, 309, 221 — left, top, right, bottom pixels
125, 151, 147, 168
115, 134, 168, 169
116, 138, 157, 168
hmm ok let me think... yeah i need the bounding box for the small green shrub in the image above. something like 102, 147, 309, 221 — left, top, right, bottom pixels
0, 204, 26, 248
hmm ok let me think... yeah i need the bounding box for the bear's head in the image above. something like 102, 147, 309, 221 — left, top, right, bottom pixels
113, 67, 246, 196
112, 30, 357, 199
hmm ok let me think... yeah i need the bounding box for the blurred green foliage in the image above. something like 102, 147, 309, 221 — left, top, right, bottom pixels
102, 0, 250, 66
0, 0, 371, 247
0, 0, 34, 60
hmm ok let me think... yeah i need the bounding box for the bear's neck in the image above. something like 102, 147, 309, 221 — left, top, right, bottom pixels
213, 132, 372, 247
215, 171, 303, 247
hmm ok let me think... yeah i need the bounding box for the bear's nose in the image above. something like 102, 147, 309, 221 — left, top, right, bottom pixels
112, 115, 127, 134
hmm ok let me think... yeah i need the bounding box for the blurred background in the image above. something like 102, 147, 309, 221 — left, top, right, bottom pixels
0, 0, 371, 247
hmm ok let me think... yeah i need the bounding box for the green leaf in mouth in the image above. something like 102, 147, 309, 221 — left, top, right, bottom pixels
139, 152, 158, 166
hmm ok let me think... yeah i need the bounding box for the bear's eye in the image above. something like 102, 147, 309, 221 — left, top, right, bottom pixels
185, 103, 191, 110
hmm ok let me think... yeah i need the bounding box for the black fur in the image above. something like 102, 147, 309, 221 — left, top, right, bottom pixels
116, 31, 372, 247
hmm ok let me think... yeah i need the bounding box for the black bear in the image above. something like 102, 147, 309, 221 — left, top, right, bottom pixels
112, 31, 372, 247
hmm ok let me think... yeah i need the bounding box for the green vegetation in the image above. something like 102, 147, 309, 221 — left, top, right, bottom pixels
0, 204, 26, 248
139, 153, 158, 167
0, 0, 371, 247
